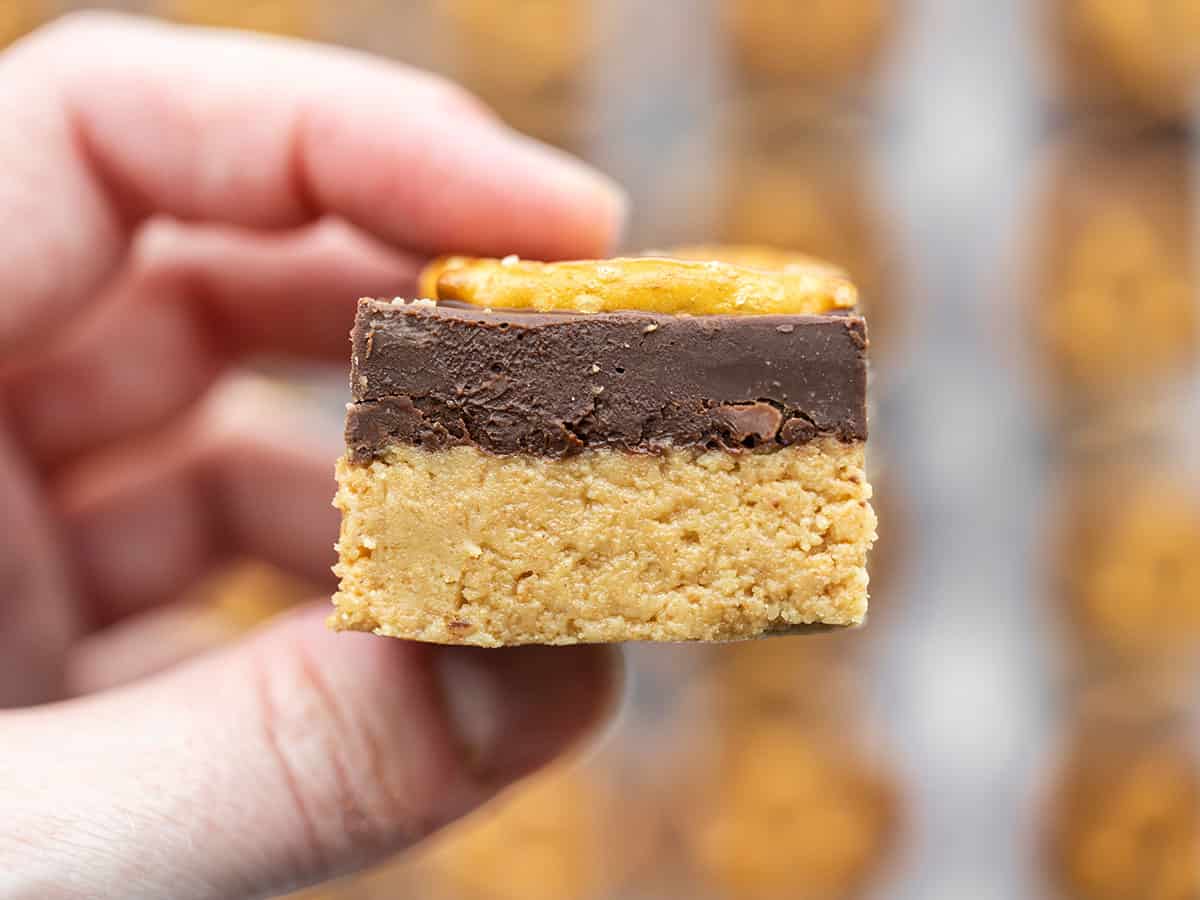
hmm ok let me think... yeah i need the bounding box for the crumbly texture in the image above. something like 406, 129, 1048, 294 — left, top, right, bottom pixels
332, 439, 874, 645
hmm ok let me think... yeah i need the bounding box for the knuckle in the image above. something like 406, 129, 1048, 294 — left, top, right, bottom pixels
250, 644, 417, 865
251, 653, 332, 875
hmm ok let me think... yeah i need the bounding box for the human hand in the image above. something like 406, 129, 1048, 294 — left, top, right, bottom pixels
0, 14, 623, 899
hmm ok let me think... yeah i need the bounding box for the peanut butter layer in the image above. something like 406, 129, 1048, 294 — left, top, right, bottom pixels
332, 440, 875, 645
347, 298, 867, 460
420, 255, 857, 315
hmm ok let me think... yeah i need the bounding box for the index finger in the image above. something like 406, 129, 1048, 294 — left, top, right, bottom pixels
0, 12, 626, 355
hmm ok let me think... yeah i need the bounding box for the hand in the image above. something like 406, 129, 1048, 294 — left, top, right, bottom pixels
0, 14, 623, 899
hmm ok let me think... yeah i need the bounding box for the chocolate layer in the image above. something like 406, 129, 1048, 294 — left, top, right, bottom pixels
347, 298, 867, 460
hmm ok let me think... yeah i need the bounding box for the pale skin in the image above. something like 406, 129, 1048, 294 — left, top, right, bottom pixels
0, 14, 623, 899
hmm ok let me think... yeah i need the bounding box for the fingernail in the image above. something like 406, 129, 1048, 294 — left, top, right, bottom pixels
434, 645, 620, 786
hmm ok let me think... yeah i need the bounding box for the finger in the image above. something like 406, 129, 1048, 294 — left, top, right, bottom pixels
0, 421, 80, 708
66, 558, 314, 695
4, 605, 618, 900
0, 12, 626, 356
64, 597, 240, 696
2, 217, 416, 467
55, 376, 341, 627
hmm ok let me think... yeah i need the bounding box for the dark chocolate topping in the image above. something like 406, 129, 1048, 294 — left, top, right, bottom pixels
346, 299, 867, 460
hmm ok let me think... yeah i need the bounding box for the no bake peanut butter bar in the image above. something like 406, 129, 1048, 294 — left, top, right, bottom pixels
332, 255, 875, 645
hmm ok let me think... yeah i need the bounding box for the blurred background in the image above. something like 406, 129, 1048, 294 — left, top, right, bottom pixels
7, 1, 1200, 898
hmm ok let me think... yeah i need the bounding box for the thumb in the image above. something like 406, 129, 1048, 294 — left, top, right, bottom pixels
3, 604, 617, 900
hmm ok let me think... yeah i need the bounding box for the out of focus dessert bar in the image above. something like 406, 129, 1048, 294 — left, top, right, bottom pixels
1031, 138, 1196, 411
1048, 0, 1200, 124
